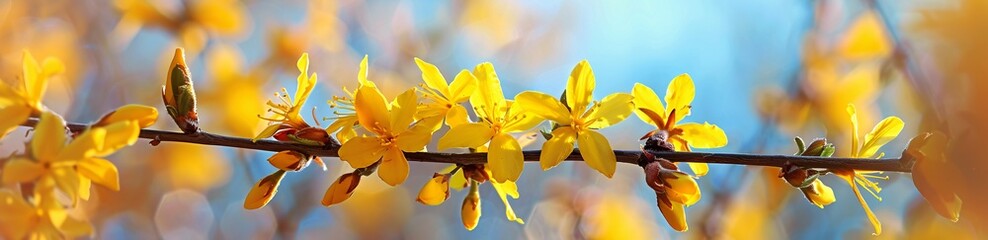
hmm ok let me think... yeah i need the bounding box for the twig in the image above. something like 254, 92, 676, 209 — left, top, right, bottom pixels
20, 118, 914, 173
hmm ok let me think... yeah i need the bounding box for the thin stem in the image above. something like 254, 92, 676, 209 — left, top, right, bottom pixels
21, 118, 914, 173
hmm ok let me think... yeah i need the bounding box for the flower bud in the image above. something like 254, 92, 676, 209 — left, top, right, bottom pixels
244, 170, 286, 209
162, 48, 200, 134
322, 172, 360, 206
461, 183, 482, 231
908, 132, 962, 222
417, 173, 451, 206
799, 179, 836, 208
95, 104, 159, 128
267, 151, 309, 171
662, 170, 701, 206
289, 127, 338, 146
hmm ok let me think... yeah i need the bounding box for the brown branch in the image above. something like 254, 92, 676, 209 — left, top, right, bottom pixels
21, 118, 914, 173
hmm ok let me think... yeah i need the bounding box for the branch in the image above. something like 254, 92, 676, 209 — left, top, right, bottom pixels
22, 118, 914, 173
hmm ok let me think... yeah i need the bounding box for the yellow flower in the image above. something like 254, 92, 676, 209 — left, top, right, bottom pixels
906, 132, 962, 222
0, 190, 93, 239
0, 50, 64, 138
413, 57, 477, 128
421, 163, 526, 229
2, 111, 139, 204
515, 60, 633, 177
644, 160, 701, 231
326, 55, 376, 143
835, 104, 904, 236
112, 0, 250, 54
437, 62, 541, 182
254, 53, 318, 141
338, 85, 435, 186
632, 74, 728, 176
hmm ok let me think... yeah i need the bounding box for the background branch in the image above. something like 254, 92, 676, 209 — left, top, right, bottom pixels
22, 118, 914, 173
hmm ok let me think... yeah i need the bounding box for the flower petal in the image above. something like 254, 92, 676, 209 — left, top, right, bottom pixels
390, 88, 418, 131
445, 104, 470, 127
565, 60, 595, 112
515, 91, 572, 125
378, 148, 409, 186
577, 130, 616, 178
1, 158, 43, 184
32, 111, 67, 161
658, 195, 688, 232
294, 54, 316, 108
677, 122, 728, 148
414, 57, 450, 97
801, 179, 836, 208
859, 116, 904, 158
396, 123, 433, 152
77, 158, 120, 191
665, 171, 701, 206
540, 127, 576, 170
502, 101, 544, 132
22, 50, 46, 105
0, 106, 31, 138
489, 133, 524, 182
586, 93, 633, 129
664, 74, 695, 124
687, 163, 709, 177
92, 120, 140, 157
448, 70, 478, 103
438, 123, 494, 150
470, 62, 506, 120
253, 124, 282, 141
98, 104, 159, 128
354, 85, 392, 133
632, 83, 665, 126
847, 104, 860, 157
491, 180, 525, 224
267, 151, 307, 171
339, 136, 387, 168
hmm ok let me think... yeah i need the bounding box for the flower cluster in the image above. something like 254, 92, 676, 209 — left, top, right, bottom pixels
0, 51, 158, 239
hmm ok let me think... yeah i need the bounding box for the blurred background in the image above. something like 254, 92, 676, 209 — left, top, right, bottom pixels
0, 0, 984, 239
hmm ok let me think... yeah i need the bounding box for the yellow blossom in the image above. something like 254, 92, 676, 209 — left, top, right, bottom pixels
326, 55, 376, 143
437, 62, 542, 182
835, 104, 904, 236
96, 104, 159, 128
800, 179, 837, 208
0, 50, 64, 138
338, 85, 435, 186
422, 164, 526, 227
254, 53, 318, 141
0, 190, 93, 239
413, 57, 477, 128
416, 173, 452, 206
644, 160, 701, 231
632, 74, 728, 176
516, 60, 633, 177
2, 111, 139, 204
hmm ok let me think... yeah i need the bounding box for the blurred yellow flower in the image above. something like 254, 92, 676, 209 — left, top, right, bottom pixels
2, 111, 139, 204
437, 62, 541, 182
0, 189, 93, 239
338, 85, 434, 186
112, 0, 251, 53
0, 50, 64, 138
632, 74, 727, 176
517, 60, 633, 177
413, 57, 477, 128
907, 132, 962, 222
254, 53, 318, 141
202, 44, 266, 137
834, 104, 904, 236
326, 55, 376, 143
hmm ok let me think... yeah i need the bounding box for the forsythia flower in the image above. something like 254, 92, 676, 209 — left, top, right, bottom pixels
632, 74, 728, 176
516, 60, 633, 177
643, 159, 701, 232
338, 85, 435, 186
834, 104, 904, 236
413, 57, 477, 128
437, 62, 541, 182
0, 50, 64, 138
326, 55, 376, 143
256, 53, 317, 135
0, 190, 92, 239
2, 111, 140, 203
906, 132, 962, 222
